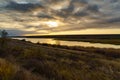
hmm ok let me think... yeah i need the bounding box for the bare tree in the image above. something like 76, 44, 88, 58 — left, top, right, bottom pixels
1, 30, 8, 38
0, 30, 8, 50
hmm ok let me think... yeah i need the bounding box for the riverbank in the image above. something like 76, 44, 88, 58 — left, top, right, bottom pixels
12, 34, 120, 45
13, 38, 120, 49
55, 38, 120, 45
0, 38, 120, 80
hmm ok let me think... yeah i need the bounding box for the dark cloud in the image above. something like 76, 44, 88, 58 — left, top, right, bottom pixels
73, 4, 100, 17
74, 11, 88, 17
71, 0, 88, 4
37, 13, 54, 19
5, 1, 43, 12
54, 0, 100, 18
110, 0, 118, 3
105, 17, 120, 23
86, 4, 99, 13
6, 29, 35, 36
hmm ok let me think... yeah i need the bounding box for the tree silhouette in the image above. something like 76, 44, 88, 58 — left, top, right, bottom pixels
0, 30, 8, 51
1, 30, 8, 38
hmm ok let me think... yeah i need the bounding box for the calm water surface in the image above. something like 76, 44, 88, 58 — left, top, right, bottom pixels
15, 38, 120, 49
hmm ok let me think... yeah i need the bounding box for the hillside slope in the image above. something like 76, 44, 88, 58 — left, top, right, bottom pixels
0, 38, 120, 80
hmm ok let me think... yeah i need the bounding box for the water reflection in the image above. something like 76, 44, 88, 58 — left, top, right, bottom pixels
15, 38, 120, 49
26, 38, 60, 45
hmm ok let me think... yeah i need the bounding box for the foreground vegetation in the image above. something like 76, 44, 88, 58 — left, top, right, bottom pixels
0, 38, 120, 80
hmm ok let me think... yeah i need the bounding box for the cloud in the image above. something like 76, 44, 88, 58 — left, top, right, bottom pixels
6, 29, 35, 36
109, 18, 120, 23
5, 0, 43, 12
103, 17, 120, 24
0, 0, 120, 35
86, 4, 99, 12
37, 13, 54, 19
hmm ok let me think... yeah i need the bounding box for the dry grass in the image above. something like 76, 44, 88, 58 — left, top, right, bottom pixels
0, 38, 120, 80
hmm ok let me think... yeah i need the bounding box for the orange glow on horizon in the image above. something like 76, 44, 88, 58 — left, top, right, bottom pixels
24, 28, 120, 36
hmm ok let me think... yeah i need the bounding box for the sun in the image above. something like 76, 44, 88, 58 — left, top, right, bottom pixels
45, 21, 59, 28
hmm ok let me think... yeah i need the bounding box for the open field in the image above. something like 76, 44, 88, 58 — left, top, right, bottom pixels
0, 38, 120, 80
12, 34, 120, 45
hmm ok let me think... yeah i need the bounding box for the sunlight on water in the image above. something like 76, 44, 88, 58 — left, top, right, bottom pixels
15, 38, 120, 49
24, 38, 60, 45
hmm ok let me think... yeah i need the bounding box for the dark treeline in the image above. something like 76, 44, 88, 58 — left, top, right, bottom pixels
12, 34, 120, 39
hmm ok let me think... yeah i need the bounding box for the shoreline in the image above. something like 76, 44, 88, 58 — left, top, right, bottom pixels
54, 38, 120, 45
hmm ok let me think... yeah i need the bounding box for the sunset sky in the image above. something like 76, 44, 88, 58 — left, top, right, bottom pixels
0, 0, 120, 36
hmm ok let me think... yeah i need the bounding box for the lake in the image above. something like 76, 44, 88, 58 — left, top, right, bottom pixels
15, 38, 120, 49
